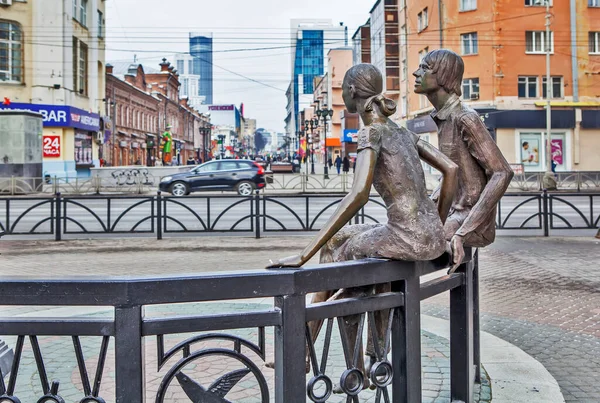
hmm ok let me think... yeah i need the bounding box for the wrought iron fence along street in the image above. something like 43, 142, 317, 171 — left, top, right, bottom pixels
1, 171, 599, 195
0, 242, 480, 402
0, 192, 597, 240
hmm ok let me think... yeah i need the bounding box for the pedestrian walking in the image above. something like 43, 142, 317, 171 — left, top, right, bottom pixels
186, 155, 196, 165
334, 155, 342, 174
342, 156, 350, 173
328, 157, 333, 170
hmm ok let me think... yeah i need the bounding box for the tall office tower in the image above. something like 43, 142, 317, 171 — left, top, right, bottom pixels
189, 33, 214, 105
285, 19, 348, 138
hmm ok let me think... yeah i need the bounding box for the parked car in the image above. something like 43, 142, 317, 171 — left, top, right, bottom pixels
159, 160, 266, 196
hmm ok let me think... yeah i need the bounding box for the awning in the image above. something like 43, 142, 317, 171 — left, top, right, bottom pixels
325, 137, 341, 147
146, 133, 156, 138
117, 130, 128, 136
131, 133, 141, 138
534, 101, 600, 107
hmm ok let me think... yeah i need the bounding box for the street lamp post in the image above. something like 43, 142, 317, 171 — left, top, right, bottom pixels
316, 108, 334, 180
305, 118, 318, 175
218, 134, 225, 159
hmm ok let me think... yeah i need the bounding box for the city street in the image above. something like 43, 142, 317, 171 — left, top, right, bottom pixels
0, 236, 598, 402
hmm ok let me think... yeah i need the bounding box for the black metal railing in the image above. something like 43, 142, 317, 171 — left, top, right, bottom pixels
0, 191, 598, 240
0, 248, 479, 402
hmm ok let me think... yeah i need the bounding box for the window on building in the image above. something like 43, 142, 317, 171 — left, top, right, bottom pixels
417, 8, 429, 32
73, 0, 78, 20
460, 0, 477, 11
418, 8, 428, 32
518, 76, 538, 98
526, 31, 553, 54
97, 10, 103, 38
462, 78, 480, 100
177, 60, 184, 73
542, 76, 563, 98
461, 32, 478, 55
419, 47, 429, 62
590, 32, 600, 54
525, 0, 551, 5
590, 0, 600, 6
0, 21, 23, 83
80, 0, 88, 27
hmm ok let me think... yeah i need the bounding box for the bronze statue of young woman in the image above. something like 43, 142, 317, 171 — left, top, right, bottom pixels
267, 64, 458, 388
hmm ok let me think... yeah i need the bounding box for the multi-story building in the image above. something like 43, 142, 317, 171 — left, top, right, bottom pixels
105, 63, 161, 166
370, 0, 401, 121
189, 33, 214, 105
196, 104, 243, 157
0, 0, 107, 178
352, 20, 372, 65
106, 59, 210, 167
174, 54, 204, 108
398, 0, 600, 173
286, 19, 348, 140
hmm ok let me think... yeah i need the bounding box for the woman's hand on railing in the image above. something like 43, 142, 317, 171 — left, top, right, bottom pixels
266, 254, 305, 269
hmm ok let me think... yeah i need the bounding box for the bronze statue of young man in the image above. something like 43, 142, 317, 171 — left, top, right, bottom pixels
413, 49, 514, 271
268, 63, 458, 389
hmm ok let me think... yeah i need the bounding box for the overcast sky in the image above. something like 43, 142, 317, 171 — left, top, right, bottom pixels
105, 0, 374, 132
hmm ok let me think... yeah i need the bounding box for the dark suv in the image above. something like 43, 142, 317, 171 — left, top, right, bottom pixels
159, 160, 266, 196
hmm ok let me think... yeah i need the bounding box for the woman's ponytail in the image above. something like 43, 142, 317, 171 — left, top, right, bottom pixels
364, 94, 397, 117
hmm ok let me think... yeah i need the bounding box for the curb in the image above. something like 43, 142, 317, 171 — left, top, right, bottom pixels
421, 314, 565, 403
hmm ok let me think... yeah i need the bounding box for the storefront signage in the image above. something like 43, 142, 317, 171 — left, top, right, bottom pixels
0, 103, 100, 131
208, 105, 234, 111
43, 136, 61, 158
407, 116, 438, 134
343, 129, 358, 143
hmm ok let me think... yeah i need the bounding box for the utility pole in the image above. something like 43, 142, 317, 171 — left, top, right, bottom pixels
543, 1, 557, 190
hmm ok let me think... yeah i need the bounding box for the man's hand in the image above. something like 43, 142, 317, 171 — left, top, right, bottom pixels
266, 254, 305, 269
448, 235, 465, 274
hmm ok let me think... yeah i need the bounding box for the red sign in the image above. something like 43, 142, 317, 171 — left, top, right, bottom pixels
43, 136, 61, 158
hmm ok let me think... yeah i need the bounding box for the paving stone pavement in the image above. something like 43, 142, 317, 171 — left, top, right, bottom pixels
1, 235, 598, 402
0, 303, 491, 403
422, 237, 600, 403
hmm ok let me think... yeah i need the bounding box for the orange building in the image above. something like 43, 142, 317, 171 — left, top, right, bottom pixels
393, 0, 600, 172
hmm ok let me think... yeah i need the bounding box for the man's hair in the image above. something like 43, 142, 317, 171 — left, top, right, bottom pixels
422, 49, 464, 97
523, 142, 529, 147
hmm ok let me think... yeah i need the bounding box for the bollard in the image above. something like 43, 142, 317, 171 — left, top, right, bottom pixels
156, 191, 163, 240
255, 189, 261, 239
55, 192, 62, 241
542, 189, 549, 237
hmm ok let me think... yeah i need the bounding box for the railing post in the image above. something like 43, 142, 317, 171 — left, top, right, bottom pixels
450, 259, 474, 403
156, 191, 163, 240
274, 294, 306, 402
114, 305, 145, 403
342, 173, 346, 193
53, 176, 58, 195
542, 189, 549, 237
10, 176, 15, 196
94, 175, 101, 195
55, 192, 62, 242
255, 189, 261, 239
392, 273, 421, 403
301, 173, 306, 193
473, 249, 481, 384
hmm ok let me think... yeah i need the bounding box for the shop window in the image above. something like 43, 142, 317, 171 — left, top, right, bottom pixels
519, 132, 567, 172
75, 132, 93, 166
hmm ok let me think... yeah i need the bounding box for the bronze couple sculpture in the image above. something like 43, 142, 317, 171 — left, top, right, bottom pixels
268, 49, 513, 390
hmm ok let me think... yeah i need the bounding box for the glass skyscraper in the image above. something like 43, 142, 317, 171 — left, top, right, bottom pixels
286, 20, 347, 137
189, 33, 213, 105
